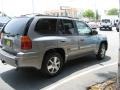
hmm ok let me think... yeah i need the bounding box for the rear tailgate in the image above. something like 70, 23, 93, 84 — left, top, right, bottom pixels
1, 34, 21, 55
1, 17, 32, 55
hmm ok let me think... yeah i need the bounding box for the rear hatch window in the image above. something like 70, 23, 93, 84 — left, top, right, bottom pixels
1, 17, 32, 54
3, 18, 31, 35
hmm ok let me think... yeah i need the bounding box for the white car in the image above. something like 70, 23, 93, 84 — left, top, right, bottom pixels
100, 19, 112, 30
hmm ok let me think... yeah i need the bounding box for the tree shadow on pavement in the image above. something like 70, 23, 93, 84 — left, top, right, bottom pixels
96, 71, 117, 80
0, 55, 111, 90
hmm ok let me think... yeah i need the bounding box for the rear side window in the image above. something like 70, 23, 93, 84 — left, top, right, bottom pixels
3, 18, 30, 35
76, 21, 91, 35
35, 19, 57, 35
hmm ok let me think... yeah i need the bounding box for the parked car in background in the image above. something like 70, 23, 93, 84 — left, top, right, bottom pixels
0, 15, 108, 77
0, 16, 11, 46
100, 19, 112, 31
88, 21, 98, 29
114, 19, 119, 27
116, 21, 120, 32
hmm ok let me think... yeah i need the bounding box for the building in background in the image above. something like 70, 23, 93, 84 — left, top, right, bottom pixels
45, 6, 79, 18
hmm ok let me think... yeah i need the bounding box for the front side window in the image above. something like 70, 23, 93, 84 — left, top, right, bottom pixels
35, 19, 57, 35
62, 20, 76, 35
76, 21, 91, 35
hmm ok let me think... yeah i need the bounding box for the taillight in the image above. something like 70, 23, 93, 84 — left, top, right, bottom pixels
21, 36, 32, 50
0, 32, 1, 39
0, 33, 3, 39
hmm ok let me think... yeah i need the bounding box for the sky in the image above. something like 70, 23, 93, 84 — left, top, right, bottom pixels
0, 0, 119, 17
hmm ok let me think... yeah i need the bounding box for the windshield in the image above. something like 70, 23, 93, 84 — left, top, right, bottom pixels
102, 19, 110, 23
3, 18, 31, 35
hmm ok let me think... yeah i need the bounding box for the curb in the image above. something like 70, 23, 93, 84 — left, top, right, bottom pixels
88, 78, 117, 90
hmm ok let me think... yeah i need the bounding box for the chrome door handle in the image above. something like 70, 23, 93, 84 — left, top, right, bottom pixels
80, 39, 84, 41
60, 40, 66, 42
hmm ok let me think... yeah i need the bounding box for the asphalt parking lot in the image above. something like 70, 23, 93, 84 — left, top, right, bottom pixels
0, 27, 119, 90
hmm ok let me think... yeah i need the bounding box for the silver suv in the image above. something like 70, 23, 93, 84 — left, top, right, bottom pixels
0, 15, 108, 76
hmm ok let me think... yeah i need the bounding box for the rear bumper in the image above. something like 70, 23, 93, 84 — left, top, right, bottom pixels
0, 49, 42, 69
0, 49, 17, 67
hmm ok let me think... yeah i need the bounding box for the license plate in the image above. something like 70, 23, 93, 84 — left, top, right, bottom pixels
4, 39, 12, 47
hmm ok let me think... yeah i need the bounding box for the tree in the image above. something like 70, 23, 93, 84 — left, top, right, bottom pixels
0, 11, 7, 16
83, 9, 95, 19
107, 8, 118, 15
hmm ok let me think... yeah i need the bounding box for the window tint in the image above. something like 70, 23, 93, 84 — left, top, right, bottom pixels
76, 21, 91, 35
62, 20, 76, 35
35, 19, 57, 35
0, 23, 5, 27
4, 18, 30, 35
56, 19, 64, 34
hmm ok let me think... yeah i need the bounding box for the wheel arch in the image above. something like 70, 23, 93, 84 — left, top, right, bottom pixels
100, 41, 108, 50
41, 48, 66, 67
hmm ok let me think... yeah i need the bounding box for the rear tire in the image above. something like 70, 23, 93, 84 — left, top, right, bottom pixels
96, 43, 106, 60
41, 52, 64, 77
109, 27, 112, 31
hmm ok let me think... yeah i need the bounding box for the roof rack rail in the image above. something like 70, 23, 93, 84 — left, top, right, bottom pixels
20, 13, 40, 16
58, 16, 79, 19
20, 13, 79, 19
35, 14, 58, 17
20, 13, 57, 17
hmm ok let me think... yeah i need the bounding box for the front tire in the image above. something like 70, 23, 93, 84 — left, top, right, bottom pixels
41, 52, 64, 77
96, 43, 106, 60
116, 28, 119, 32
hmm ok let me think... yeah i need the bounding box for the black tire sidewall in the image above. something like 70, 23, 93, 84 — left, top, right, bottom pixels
97, 43, 106, 60
109, 27, 112, 31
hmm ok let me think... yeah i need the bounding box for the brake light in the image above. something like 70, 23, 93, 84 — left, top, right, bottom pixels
21, 36, 32, 50
0, 32, 1, 39
0, 33, 3, 39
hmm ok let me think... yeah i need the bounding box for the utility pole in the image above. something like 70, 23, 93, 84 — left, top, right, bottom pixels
60, 6, 69, 17
116, 0, 120, 89
94, 0, 98, 22
32, 0, 35, 14
0, 0, 4, 16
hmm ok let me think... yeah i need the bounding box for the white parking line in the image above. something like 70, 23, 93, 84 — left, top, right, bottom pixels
42, 62, 117, 90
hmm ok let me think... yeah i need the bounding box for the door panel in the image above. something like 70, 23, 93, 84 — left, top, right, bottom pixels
79, 35, 97, 53
57, 19, 79, 60
58, 36, 79, 60
76, 21, 97, 54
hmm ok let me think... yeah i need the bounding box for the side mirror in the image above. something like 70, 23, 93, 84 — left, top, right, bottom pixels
92, 30, 98, 35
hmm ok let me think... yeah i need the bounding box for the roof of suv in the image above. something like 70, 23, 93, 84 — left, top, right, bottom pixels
20, 14, 79, 21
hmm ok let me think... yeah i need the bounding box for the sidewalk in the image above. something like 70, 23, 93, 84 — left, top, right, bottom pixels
88, 78, 117, 90
42, 63, 117, 90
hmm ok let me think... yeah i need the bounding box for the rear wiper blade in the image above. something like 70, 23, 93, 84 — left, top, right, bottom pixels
4, 32, 10, 34
3, 31, 20, 37
15, 34, 20, 36
9, 33, 20, 37
4, 33, 20, 37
